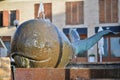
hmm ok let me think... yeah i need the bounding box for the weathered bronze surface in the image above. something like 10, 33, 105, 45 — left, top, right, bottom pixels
11, 19, 73, 68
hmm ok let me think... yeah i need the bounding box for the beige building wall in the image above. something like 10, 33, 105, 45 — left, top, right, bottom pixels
84, 0, 99, 62
0, 0, 120, 62
52, 1, 65, 30
119, 0, 120, 24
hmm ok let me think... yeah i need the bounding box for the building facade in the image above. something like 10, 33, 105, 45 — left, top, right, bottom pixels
0, 0, 120, 63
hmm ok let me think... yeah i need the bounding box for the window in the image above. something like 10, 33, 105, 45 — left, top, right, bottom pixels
110, 37, 120, 57
99, 0, 118, 23
101, 34, 120, 62
95, 26, 120, 62
0, 10, 19, 27
66, 1, 84, 25
34, 3, 52, 22
4, 41, 11, 53
0, 36, 11, 57
10, 10, 16, 26
0, 11, 3, 27
103, 36, 120, 58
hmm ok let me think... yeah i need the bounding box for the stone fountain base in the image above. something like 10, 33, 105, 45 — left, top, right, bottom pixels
14, 68, 120, 80
0, 57, 11, 80
0, 57, 120, 80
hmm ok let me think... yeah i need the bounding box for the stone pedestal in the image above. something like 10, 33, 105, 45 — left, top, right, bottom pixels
15, 67, 120, 80
0, 58, 119, 80
0, 57, 11, 80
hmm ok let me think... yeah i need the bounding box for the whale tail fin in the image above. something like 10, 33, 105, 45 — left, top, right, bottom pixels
69, 28, 80, 43
72, 29, 119, 55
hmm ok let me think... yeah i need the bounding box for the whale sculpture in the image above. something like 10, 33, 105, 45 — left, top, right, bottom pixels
11, 19, 113, 68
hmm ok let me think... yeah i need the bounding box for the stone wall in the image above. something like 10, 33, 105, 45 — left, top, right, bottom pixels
0, 58, 119, 80
14, 68, 120, 80
0, 57, 11, 80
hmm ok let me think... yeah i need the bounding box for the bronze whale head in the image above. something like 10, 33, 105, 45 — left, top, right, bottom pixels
11, 19, 73, 68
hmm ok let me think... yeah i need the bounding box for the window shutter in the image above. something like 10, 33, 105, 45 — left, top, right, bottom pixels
44, 3, 52, 22
99, 0, 118, 23
106, 0, 111, 23
3, 10, 9, 27
78, 1, 84, 24
99, 0, 105, 23
66, 1, 84, 25
112, 0, 118, 23
66, 2, 72, 24
16, 10, 20, 20
72, 2, 77, 25
34, 4, 39, 18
